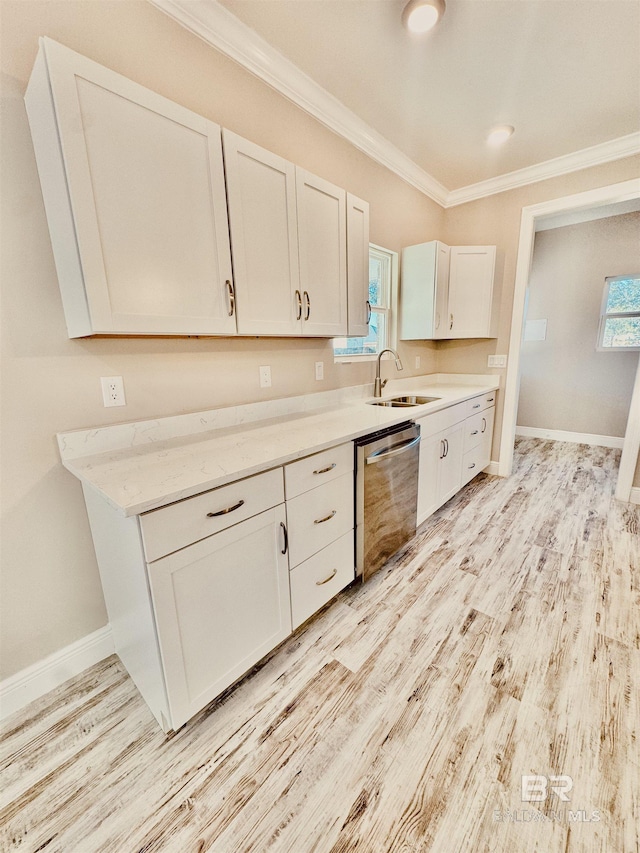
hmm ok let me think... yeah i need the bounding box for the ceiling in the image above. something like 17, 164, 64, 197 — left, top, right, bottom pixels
214, 0, 640, 193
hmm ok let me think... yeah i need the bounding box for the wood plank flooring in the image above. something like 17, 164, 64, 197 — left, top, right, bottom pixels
2, 438, 639, 853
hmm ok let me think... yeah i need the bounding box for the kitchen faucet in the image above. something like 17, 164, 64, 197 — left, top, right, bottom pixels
373, 348, 403, 397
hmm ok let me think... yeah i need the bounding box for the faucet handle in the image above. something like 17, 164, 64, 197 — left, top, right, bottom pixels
381, 379, 388, 389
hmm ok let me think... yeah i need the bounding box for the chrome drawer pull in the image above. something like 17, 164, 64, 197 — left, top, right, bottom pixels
313, 463, 336, 475
314, 510, 337, 525
226, 280, 235, 317
472, 403, 481, 409
207, 499, 245, 517
316, 568, 337, 586
468, 463, 476, 470
470, 430, 479, 436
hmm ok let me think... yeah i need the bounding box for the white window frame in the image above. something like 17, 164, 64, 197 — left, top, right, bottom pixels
596, 274, 640, 352
333, 243, 398, 363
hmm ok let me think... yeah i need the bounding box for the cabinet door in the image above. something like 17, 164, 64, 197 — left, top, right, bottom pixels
296, 168, 348, 336
346, 193, 370, 337
417, 430, 444, 524
148, 506, 291, 729
448, 246, 496, 338
433, 242, 451, 339
30, 38, 236, 337
223, 131, 301, 336
439, 421, 464, 504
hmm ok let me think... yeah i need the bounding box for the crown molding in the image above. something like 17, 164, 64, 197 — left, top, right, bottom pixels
150, 0, 640, 209
149, 0, 449, 206
445, 133, 640, 207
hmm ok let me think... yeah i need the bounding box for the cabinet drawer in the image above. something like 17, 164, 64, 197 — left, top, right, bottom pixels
286, 472, 354, 568
285, 442, 353, 499
416, 400, 467, 439
140, 468, 284, 562
464, 411, 486, 453
290, 532, 354, 629
465, 392, 496, 417
461, 445, 486, 486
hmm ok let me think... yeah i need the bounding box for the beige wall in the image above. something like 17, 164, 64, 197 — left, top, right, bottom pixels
516, 213, 640, 437
441, 155, 640, 456
2, 0, 639, 680
0, 0, 442, 680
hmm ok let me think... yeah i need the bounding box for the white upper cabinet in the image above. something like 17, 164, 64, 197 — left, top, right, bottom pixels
346, 193, 370, 337
296, 169, 348, 336
400, 241, 497, 340
448, 246, 497, 338
25, 38, 236, 338
223, 130, 301, 336
400, 240, 450, 340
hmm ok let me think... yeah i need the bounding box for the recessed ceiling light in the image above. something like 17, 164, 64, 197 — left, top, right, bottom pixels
402, 0, 446, 34
487, 125, 515, 146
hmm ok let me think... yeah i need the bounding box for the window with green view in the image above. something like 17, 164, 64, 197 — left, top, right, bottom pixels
333, 245, 393, 357
598, 275, 640, 351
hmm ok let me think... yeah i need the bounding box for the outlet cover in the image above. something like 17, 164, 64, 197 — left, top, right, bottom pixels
315, 361, 324, 381
414, 356, 421, 369
259, 365, 272, 388
101, 376, 126, 407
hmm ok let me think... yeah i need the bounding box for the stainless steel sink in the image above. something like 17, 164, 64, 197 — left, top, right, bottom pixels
369, 395, 441, 407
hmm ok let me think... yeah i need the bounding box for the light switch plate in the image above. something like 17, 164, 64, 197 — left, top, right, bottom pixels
315, 361, 324, 381
488, 355, 508, 368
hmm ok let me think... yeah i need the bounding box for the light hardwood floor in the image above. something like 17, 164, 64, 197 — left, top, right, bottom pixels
2, 438, 639, 853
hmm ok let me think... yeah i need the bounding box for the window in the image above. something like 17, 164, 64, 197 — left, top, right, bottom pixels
597, 274, 640, 351
333, 244, 397, 359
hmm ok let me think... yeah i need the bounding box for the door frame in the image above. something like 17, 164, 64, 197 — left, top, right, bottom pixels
498, 178, 640, 501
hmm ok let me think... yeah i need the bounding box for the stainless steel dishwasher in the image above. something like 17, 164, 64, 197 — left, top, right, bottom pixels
355, 421, 421, 582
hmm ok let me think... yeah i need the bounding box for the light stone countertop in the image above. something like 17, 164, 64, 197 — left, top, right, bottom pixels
58, 374, 500, 516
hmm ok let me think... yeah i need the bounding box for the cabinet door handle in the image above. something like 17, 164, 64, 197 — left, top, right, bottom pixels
207, 499, 244, 517
314, 509, 336, 525
304, 290, 311, 321
280, 521, 288, 555
439, 440, 445, 460
472, 404, 481, 410
444, 438, 449, 457
470, 430, 479, 436
226, 280, 235, 317
295, 289, 302, 321
313, 463, 336, 475
316, 568, 337, 586
482, 417, 487, 433
366, 300, 372, 324
468, 463, 476, 470
449, 313, 454, 330
435, 312, 440, 330
487, 397, 494, 402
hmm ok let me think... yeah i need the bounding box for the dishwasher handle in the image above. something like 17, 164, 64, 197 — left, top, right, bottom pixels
365, 434, 421, 464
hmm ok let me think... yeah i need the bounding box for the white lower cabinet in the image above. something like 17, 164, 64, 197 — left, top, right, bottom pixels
416, 393, 496, 525
148, 505, 291, 729
416, 420, 464, 525
289, 532, 354, 629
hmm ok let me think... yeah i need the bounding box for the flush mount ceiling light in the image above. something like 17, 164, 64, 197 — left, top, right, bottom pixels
402, 0, 446, 34
487, 125, 515, 146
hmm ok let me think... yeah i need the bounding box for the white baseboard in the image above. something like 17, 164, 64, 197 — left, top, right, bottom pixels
0, 625, 113, 722
630, 487, 640, 505
515, 426, 624, 449
484, 461, 500, 476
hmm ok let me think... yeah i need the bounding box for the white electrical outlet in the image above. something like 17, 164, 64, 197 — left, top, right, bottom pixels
101, 376, 126, 407
259, 365, 272, 388
414, 356, 421, 369
315, 361, 324, 381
